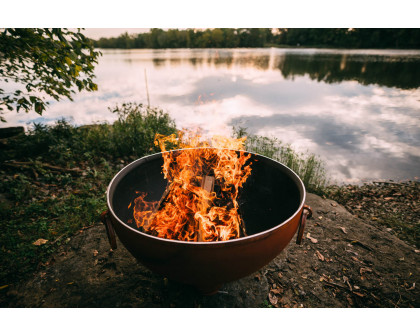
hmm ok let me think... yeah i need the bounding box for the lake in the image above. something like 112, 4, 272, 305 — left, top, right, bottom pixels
4, 48, 420, 184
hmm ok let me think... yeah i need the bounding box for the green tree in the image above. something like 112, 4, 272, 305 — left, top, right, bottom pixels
149, 28, 166, 48
0, 28, 100, 122
211, 28, 224, 48
222, 28, 239, 48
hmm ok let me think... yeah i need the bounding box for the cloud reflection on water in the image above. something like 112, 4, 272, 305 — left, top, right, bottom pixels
3, 48, 420, 183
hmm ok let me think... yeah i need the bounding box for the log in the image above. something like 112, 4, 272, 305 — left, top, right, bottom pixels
196, 175, 215, 242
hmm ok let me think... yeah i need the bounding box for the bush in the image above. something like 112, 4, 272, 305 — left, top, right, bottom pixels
108, 103, 177, 158
1, 103, 177, 165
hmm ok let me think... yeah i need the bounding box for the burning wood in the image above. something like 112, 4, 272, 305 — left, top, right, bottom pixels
197, 175, 215, 242
132, 131, 253, 242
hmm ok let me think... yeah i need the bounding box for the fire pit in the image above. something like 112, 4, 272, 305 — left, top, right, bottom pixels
101, 148, 311, 294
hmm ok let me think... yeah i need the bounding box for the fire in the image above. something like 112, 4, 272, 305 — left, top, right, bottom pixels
132, 130, 253, 242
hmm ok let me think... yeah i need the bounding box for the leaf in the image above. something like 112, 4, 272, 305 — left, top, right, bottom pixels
340, 227, 347, 234
319, 274, 330, 282
268, 292, 278, 306
306, 232, 318, 243
64, 56, 72, 65
35, 102, 44, 114
33, 238, 48, 246
360, 267, 373, 275
93, 250, 98, 257
89, 82, 98, 91
407, 283, 416, 291
270, 287, 283, 295
316, 250, 325, 261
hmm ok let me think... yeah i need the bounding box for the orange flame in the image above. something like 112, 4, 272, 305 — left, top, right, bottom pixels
132, 130, 252, 242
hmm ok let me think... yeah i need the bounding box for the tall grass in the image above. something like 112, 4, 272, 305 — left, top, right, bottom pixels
234, 127, 328, 193
1, 103, 177, 165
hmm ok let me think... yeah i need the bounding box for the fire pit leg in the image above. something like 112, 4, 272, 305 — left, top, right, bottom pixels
296, 205, 312, 245
101, 210, 117, 249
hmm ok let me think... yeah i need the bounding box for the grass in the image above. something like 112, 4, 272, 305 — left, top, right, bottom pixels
0, 104, 328, 286
234, 127, 328, 193
0, 103, 177, 285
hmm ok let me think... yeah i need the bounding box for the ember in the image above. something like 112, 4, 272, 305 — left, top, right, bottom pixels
131, 131, 253, 241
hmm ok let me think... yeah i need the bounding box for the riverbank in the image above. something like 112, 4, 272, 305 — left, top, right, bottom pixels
0, 106, 418, 305
1, 192, 418, 308
326, 181, 419, 248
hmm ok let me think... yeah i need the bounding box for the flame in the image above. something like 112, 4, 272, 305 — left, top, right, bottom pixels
132, 130, 252, 242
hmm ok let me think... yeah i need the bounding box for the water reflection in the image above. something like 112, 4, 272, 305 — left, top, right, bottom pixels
146, 48, 420, 89
278, 53, 420, 89
4, 48, 420, 183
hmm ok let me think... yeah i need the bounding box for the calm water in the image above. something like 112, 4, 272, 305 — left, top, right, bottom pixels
5, 48, 420, 184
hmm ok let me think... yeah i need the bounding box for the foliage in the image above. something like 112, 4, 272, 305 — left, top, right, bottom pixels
109, 102, 177, 158
93, 28, 420, 50
1, 103, 177, 165
234, 127, 328, 193
0, 28, 101, 122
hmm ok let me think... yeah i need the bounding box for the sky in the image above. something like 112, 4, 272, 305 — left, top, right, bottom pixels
3, 0, 417, 31
82, 28, 150, 39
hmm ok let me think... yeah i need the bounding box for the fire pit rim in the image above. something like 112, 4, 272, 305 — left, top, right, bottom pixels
106, 147, 306, 245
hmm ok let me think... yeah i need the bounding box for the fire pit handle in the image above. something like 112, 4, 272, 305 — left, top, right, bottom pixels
101, 210, 117, 249
296, 205, 312, 245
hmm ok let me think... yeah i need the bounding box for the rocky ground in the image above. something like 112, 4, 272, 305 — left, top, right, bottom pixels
326, 181, 419, 248
1, 193, 418, 308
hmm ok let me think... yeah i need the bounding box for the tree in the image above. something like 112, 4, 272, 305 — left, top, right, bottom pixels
210, 29, 224, 48
0, 28, 100, 122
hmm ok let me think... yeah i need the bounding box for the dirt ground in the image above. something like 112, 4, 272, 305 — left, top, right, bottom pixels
1, 193, 419, 308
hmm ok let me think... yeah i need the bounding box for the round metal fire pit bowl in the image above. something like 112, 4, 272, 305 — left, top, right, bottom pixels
102, 148, 311, 295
